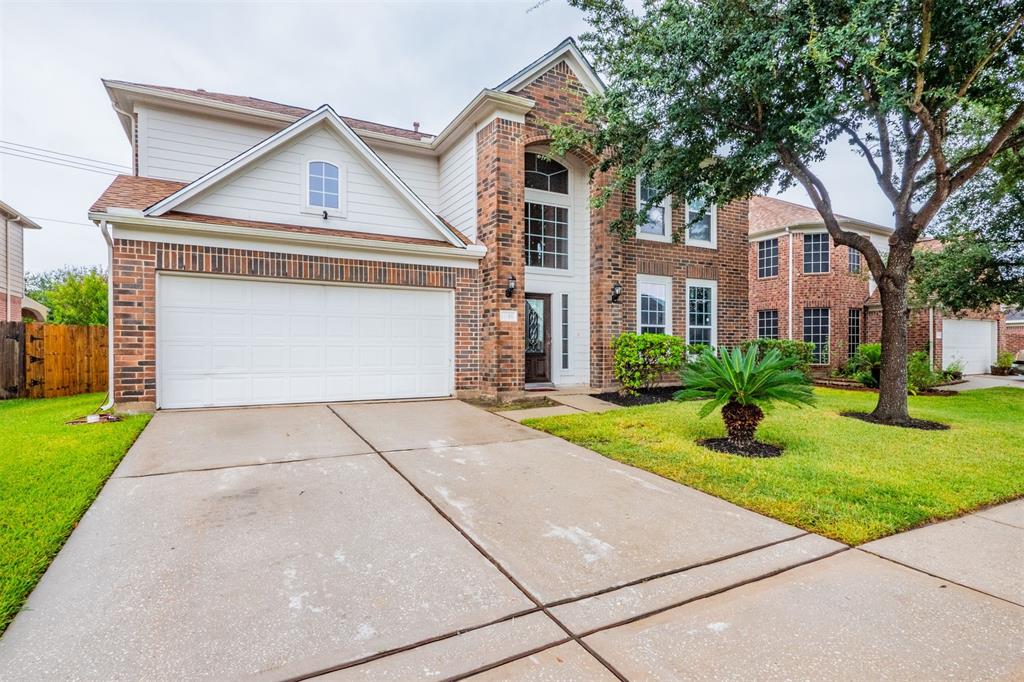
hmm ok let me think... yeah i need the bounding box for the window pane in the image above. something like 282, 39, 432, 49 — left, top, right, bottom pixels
758, 310, 779, 339
640, 206, 665, 235
524, 152, 568, 194
323, 193, 339, 209
848, 308, 861, 358
803, 307, 830, 364
524, 201, 569, 270
310, 161, 323, 176
309, 190, 323, 206
638, 282, 668, 335
324, 178, 338, 194
561, 294, 570, 370
758, 239, 779, 278
804, 234, 830, 273
309, 176, 323, 192
322, 163, 338, 180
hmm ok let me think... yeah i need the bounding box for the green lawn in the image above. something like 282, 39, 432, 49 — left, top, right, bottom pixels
525, 387, 1024, 545
0, 393, 150, 633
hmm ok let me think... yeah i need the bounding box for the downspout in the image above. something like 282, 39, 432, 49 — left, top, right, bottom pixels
100, 220, 115, 411
929, 306, 935, 369
786, 228, 794, 339
4, 216, 10, 321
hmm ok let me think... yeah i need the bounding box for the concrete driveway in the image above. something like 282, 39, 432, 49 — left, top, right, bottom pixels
2, 400, 1022, 680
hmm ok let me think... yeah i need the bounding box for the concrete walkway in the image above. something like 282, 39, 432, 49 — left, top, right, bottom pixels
1, 400, 1021, 680
944, 373, 1024, 391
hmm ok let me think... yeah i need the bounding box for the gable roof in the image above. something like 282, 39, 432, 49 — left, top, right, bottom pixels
748, 196, 893, 236
496, 37, 605, 95
144, 105, 470, 248
103, 80, 434, 141
90, 175, 186, 213
0, 201, 43, 230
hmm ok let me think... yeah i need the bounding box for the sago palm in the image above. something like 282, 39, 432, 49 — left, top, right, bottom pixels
675, 345, 815, 447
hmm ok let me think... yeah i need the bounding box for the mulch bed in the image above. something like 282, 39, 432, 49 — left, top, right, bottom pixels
698, 438, 783, 458
840, 411, 950, 431
813, 381, 961, 397
595, 386, 682, 407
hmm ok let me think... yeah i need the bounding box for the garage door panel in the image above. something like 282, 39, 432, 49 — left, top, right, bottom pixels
943, 320, 996, 375
158, 276, 454, 408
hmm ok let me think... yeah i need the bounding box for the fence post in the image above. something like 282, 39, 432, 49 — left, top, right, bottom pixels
0, 322, 26, 399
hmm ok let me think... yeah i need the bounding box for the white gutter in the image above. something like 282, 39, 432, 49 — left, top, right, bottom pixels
786, 227, 794, 339
99, 220, 115, 411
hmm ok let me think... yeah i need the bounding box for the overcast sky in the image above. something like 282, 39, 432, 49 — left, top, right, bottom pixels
1, 0, 893, 275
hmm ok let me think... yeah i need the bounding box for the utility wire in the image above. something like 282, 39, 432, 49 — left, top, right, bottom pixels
0, 139, 130, 172
26, 216, 97, 228
0, 149, 122, 176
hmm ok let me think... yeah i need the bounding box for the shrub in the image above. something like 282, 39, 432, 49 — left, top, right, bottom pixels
908, 351, 941, 394
849, 343, 882, 388
943, 359, 965, 380
612, 333, 685, 394
739, 339, 815, 379
995, 350, 1015, 369
676, 346, 815, 450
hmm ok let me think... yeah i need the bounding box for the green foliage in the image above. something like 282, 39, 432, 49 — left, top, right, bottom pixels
612, 333, 685, 394
995, 350, 1015, 369
943, 359, 965, 380
907, 351, 941, 395
849, 343, 883, 388
25, 267, 107, 325
739, 339, 815, 379
675, 346, 816, 418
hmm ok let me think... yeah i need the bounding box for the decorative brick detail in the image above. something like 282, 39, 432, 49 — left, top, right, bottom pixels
110, 239, 480, 407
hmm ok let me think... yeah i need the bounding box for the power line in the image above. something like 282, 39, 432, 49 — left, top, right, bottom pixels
0, 139, 130, 172
0, 149, 122, 176
26, 216, 97, 228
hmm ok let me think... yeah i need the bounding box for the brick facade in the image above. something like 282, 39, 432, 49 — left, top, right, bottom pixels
0, 292, 22, 322
111, 239, 480, 408
1005, 324, 1024, 354
868, 306, 1016, 370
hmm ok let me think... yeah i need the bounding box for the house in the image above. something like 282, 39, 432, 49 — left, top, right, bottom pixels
88, 38, 749, 411
0, 201, 42, 322
1007, 309, 1024, 356
748, 196, 1016, 375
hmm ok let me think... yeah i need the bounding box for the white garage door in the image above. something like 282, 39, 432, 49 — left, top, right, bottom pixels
158, 275, 453, 408
942, 319, 997, 375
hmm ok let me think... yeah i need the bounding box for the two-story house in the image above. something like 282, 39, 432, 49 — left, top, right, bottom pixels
0, 201, 42, 322
748, 196, 1015, 375
89, 39, 749, 411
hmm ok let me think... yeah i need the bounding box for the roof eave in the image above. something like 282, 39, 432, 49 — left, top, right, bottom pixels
496, 37, 606, 96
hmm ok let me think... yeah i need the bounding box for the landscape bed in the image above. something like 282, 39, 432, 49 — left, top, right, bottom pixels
524, 387, 1024, 545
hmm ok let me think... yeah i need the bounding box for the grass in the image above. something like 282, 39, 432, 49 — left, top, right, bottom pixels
525, 387, 1024, 545
0, 393, 150, 634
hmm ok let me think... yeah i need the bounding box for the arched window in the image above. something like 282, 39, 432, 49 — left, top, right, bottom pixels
524, 152, 568, 194
308, 161, 340, 210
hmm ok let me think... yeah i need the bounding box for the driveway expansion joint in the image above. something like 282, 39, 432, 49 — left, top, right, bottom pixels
112, 450, 377, 479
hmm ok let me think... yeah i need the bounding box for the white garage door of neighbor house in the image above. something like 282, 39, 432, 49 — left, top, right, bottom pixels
157, 275, 454, 409
942, 319, 997, 375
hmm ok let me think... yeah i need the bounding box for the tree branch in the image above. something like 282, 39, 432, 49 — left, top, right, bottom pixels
957, 11, 1024, 98
841, 121, 897, 202
911, 0, 933, 107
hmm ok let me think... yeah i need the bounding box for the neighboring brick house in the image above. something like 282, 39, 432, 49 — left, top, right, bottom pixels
89, 39, 749, 411
0, 201, 42, 322
749, 197, 1016, 375
1006, 310, 1024, 355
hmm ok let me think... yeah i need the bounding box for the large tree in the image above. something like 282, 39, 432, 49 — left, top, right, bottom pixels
25, 266, 108, 326
554, 0, 1024, 424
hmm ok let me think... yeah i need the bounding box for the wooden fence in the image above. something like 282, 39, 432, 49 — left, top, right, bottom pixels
0, 322, 108, 400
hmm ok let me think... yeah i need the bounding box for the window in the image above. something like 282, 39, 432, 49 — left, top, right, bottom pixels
636, 177, 671, 241
308, 161, 340, 210
524, 202, 569, 269
685, 199, 716, 248
848, 308, 861, 358
758, 310, 779, 340
687, 279, 717, 346
524, 152, 568, 194
561, 294, 570, 370
803, 307, 830, 364
849, 247, 861, 274
803, 233, 830, 273
637, 276, 671, 334
758, 238, 779, 278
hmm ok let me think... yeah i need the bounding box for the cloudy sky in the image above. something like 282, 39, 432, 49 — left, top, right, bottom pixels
1, 0, 891, 275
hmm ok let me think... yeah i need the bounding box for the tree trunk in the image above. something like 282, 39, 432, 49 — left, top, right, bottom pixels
722, 401, 764, 444
871, 270, 911, 424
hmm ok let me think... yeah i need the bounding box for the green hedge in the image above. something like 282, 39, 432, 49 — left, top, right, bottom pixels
739, 339, 816, 379
612, 333, 686, 394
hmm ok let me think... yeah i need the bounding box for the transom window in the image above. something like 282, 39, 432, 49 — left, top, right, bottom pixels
758, 310, 779, 340
803, 233, 830, 273
849, 247, 862, 274
524, 152, 568, 194
637, 177, 671, 239
687, 282, 715, 346
525, 202, 569, 269
638, 277, 670, 334
685, 199, 716, 247
848, 308, 861, 358
758, 238, 779, 278
803, 307, 830, 364
308, 161, 340, 210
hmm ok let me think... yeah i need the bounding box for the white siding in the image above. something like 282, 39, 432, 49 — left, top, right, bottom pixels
0, 222, 25, 297
372, 146, 439, 212
438, 132, 478, 242
179, 127, 442, 241
138, 105, 283, 182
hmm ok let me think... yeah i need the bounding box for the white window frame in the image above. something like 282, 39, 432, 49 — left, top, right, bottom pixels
635, 176, 672, 243
686, 278, 718, 347
684, 200, 717, 249
524, 149, 573, 276
757, 237, 779, 278
303, 158, 347, 218
636, 274, 672, 335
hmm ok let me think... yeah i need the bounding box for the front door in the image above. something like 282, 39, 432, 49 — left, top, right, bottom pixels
525, 293, 551, 383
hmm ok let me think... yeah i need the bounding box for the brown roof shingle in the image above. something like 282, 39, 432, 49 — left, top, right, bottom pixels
106, 80, 434, 141
748, 196, 892, 235
90, 175, 186, 212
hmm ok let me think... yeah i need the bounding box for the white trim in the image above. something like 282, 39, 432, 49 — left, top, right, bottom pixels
684, 201, 717, 249
143, 105, 468, 249
496, 38, 606, 96
635, 176, 672, 243
685, 278, 718, 347
302, 158, 347, 218
636, 274, 672, 335
748, 220, 893, 242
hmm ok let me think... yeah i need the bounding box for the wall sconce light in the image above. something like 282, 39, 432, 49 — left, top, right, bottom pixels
505, 274, 517, 298
610, 282, 623, 302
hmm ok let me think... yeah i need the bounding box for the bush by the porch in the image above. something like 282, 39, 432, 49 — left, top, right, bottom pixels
612, 333, 685, 394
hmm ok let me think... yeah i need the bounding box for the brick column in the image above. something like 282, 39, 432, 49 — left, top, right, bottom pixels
476, 117, 526, 398
111, 239, 157, 410
588, 170, 628, 388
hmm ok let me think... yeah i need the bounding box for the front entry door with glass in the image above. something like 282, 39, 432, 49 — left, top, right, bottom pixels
525, 293, 551, 383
